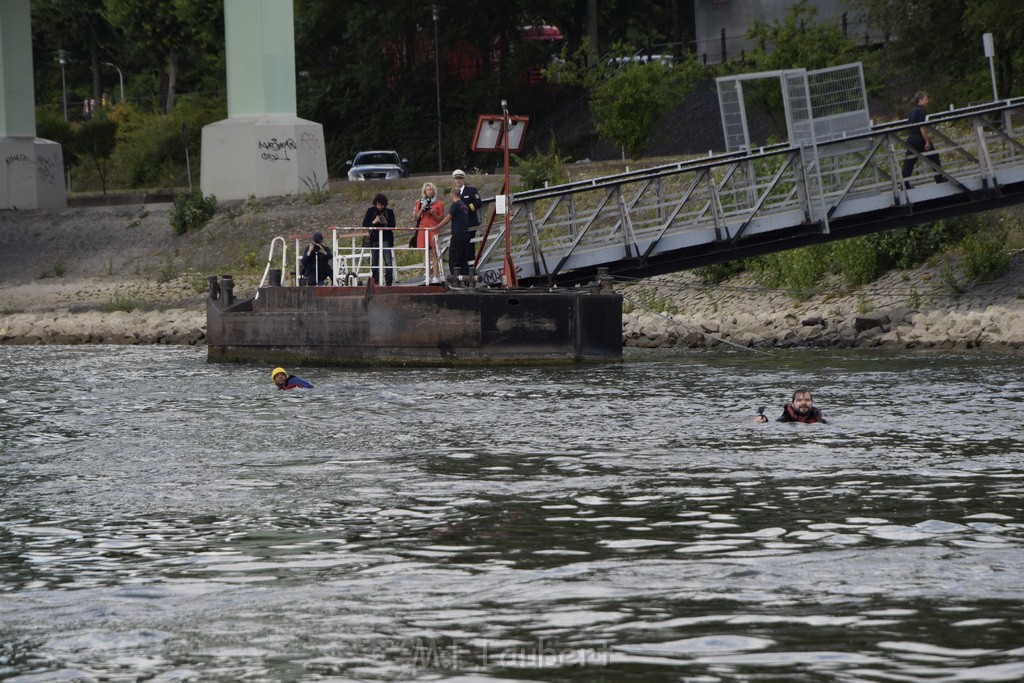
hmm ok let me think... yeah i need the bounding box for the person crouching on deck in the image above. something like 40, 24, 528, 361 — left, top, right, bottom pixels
301, 232, 333, 286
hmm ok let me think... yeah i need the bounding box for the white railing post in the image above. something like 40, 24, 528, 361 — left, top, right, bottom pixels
255, 236, 287, 298
423, 228, 430, 285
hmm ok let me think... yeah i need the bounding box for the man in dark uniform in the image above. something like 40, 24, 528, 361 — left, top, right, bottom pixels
451, 169, 481, 266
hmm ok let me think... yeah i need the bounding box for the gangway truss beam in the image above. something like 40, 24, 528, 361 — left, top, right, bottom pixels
469, 98, 1024, 287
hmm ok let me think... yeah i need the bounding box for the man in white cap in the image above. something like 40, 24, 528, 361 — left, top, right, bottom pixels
451, 169, 482, 265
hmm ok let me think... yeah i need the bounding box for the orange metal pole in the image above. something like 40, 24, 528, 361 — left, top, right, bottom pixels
501, 100, 519, 288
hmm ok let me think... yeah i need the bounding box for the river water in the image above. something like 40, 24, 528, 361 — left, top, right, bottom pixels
1, 345, 1022, 682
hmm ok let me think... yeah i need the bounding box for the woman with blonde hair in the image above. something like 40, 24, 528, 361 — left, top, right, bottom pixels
412, 181, 445, 283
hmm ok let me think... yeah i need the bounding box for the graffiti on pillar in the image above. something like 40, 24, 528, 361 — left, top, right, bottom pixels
5, 153, 31, 165
299, 131, 321, 152
37, 155, 58, 184
258, 137, 296, 162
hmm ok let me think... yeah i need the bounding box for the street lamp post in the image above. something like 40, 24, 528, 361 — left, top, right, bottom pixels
58, 49, 68, 120
104, 62, 125, 102
432, 5, 443, 172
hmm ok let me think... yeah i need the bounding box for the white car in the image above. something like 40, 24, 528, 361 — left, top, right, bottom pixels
346, 150, 408, 181
609, 54, 673, 69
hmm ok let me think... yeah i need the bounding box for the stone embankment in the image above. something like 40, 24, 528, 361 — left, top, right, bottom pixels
620, 254, 1024, 351
0, 308, 205, 345
623, 303, 1024, 350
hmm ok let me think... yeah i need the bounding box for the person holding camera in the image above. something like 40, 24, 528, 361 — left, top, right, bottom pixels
362, 193, 396, 286
412, 182, 445, 284
300, 231, 333, 285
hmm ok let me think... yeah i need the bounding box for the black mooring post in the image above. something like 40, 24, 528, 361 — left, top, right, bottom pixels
219, 275, 234, 305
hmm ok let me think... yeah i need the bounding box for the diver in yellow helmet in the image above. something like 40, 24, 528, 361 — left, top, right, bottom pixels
271, 367, 313, 390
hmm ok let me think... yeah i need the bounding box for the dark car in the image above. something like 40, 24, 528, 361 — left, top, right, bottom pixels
346, 150, 409, 181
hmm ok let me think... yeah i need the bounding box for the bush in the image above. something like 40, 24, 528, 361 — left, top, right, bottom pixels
693, 260, 746, 285
513, 137, 569, 191
876, 217, 975, 269
750, 244, 830, 299
301, 172, 330, 205
832, 235, 883, 286
960, 225, 1010, 283
688, 210, 1016, 299
36, 111, 78, 168
61, 95, 226, 192
171, 191, 217, 235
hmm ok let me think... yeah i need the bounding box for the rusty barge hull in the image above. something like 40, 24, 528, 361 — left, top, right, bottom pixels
206, 284, 623, 366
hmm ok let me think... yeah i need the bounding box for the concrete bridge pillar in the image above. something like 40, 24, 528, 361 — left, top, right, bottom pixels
201, 0, 328, 201
0, 0, 66, 209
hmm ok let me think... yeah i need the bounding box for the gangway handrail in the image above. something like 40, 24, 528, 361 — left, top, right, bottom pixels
492, 145, 789, 205
868, 97, 1024, 134
504, 148, 774, 203
491, 98, 1024, 208
924, 96, 1024, 123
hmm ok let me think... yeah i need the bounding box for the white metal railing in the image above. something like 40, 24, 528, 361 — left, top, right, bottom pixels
279, 226, 441, 287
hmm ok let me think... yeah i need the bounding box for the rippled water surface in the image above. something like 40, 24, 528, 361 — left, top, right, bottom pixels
2, 345, 1023, 681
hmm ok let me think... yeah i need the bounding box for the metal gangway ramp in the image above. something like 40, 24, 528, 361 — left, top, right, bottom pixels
472, 64, 1024, 288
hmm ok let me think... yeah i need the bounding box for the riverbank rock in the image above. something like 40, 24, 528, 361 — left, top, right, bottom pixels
619, 253, 1024, 351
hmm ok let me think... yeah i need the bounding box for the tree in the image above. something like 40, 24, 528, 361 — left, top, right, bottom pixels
31, 0, 119, 113
959, 0, 1023, 99
294, 0, 580, 173
104, 0, 223, 112
590, 60, 696, 158
739, 1, 859, 138
850, 0, 1024, 103
74, 116, 118, 193
744, 0, 856, 72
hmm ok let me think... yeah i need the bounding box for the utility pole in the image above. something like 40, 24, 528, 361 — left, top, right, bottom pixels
433, 6, 443, 172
